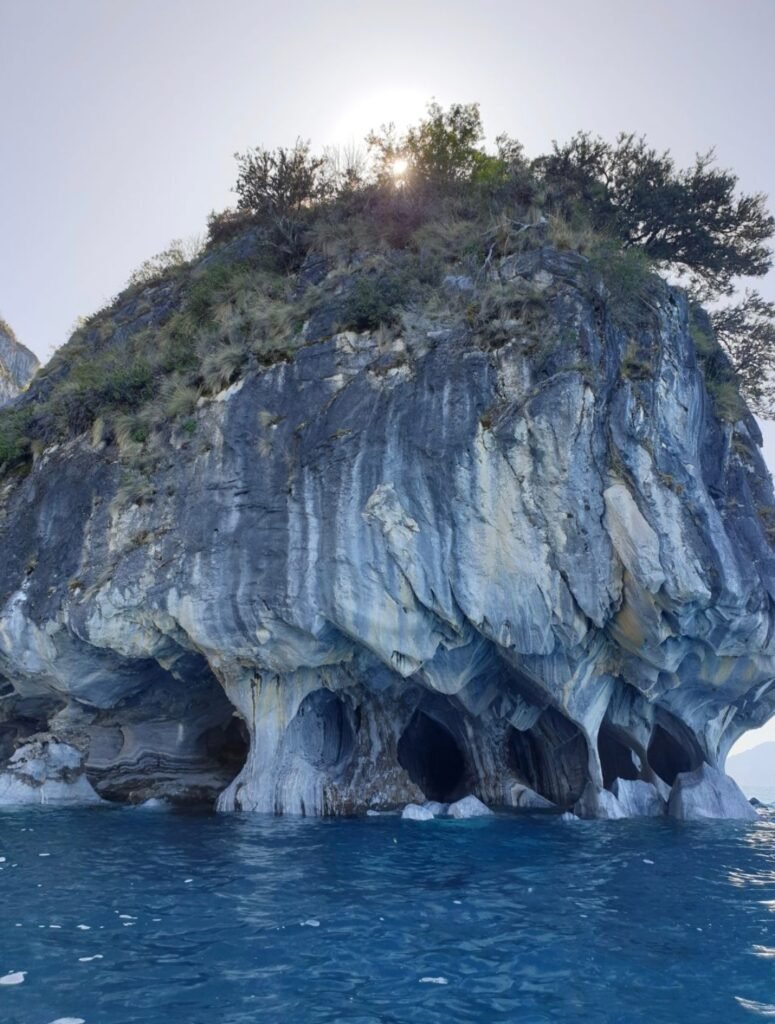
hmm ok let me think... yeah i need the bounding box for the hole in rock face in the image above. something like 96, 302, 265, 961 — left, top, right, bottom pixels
397, 710, 466, 802
647, 723, 698, 785
598, 724, 640, 789
509, 708, 589, 807
202, 716, 250, 769
291, 690, 355, 771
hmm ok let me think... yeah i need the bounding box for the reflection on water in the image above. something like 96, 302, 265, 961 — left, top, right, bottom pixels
0, 806, 773, 1023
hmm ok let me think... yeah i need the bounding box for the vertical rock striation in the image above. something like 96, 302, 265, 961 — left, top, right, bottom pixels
0, 248, 773, 817
0, 318, 38, 406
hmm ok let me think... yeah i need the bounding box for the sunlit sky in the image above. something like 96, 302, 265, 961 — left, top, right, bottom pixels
1, 0, 775, 752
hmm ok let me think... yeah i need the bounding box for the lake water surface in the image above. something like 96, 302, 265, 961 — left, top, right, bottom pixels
1, 806, 774, 1023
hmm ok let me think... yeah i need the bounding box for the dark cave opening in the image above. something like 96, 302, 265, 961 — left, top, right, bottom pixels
647, 723, 699, 785
291, 689, 356, 771
509, 708, 589, 807
202, 715, 250, 770
597, 723, 640, 789
397, 710, 466, 802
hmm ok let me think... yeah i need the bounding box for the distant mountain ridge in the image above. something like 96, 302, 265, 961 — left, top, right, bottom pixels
727, 741, 775, 791
0, 317, 39, 406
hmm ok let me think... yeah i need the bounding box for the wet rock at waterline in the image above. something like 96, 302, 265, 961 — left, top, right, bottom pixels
667, 764, 758, 821
401, 803, 435, 821
611, 778, 666, 818
447, 795, 494, 819
573, 783, 627, 820
0, 247, 774, 817
0, 738, 102, 805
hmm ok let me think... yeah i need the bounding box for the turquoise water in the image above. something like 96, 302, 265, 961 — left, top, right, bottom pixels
1, 807, 774, 1024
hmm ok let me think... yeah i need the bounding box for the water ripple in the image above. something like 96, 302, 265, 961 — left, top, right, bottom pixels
0, 807, 773, 1023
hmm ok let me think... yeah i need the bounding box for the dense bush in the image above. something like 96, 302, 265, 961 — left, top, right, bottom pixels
340, 271, 413, 332
233, 138, 334, 217
537, 132, 773, 302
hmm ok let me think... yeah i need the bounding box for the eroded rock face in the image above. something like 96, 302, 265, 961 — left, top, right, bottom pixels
0, 249, 774, 815
0, 320, 38, 406
0, 737, 102, 805
668, 764, 758, 821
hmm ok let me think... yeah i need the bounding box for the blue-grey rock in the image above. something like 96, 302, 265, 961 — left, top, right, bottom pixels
0, 318, 38, 407
401, 803, 434, 820
504, 781, 556, 810
0, 247, 773, 816
0, 738, 102, 805
448, 795, 493, 819
667, 764, 758, 821
574, 783, 627, 820
611, 778, 666, 817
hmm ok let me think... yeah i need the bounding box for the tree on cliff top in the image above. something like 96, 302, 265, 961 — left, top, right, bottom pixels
537, 132, 774, 302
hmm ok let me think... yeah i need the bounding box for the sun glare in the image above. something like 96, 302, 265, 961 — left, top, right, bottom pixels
392, 157, 408, 177
329, 87, 428, 148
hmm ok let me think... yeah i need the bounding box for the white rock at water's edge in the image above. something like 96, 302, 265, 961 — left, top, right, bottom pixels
573, 783, 626, 820
668, 764, 758, 821
611, 778, 666, 817
447, 795, 493, 819
401, 803, 434, 821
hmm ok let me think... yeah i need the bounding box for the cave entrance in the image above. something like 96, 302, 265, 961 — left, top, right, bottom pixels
647, 723, 699, 786
397, 710, 466, 802
203, 716, 250, 771
597, 723, 640, 789
509, 707, 589, 807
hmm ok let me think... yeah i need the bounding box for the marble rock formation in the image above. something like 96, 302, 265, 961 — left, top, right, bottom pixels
0, 248, 773, 817
667, 764, 757, 821
0, 737, 102, 805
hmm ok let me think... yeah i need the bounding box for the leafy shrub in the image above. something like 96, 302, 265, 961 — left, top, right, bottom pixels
340, 271, 413, 332
0, 408, 32, 466
234, 139, 334, 216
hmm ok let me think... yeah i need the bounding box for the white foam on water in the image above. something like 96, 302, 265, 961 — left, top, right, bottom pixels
0, 857, 6, 863
736, 996, 775, 1016
49, 925, 62, 929
643, 858, 655, 865
77, 955, 103, 963
118, 915, 135, 920
0, 971, 26, 985
76, 925, 90, 931
39, 853, 51, 857
301, 919, 320, 928
419, 977, 448, 985
48, 1018, 86, 1023
184, 878, 193, 884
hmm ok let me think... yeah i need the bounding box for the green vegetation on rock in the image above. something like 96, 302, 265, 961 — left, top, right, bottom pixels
1, 101, 773, 477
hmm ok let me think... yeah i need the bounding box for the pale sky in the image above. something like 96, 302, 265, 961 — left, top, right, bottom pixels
1, 0, 774, 753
